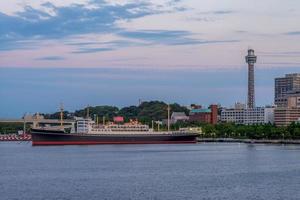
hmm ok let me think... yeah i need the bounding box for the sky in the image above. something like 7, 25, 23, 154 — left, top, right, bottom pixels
0, 0, 300, 117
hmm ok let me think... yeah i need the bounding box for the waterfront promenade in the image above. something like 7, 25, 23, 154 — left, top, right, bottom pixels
198, 138, 300, 145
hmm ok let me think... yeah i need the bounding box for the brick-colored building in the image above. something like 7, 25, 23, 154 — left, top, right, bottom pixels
189, 104, 218, 124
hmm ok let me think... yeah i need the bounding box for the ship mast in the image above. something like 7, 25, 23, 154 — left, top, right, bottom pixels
23, 113, 26, 134
60, 103, 64, 129
167, 104, 170, 132
86, 105, 89, 119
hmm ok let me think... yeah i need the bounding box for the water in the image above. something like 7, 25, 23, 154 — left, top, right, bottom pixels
1, 142, 300, 200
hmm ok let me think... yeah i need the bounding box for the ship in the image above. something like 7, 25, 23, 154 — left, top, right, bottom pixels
31, 104, 198, 146
31, 118, 198, 146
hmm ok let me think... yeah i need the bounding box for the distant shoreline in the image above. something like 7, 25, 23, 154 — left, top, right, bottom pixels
198, 138, 300, 145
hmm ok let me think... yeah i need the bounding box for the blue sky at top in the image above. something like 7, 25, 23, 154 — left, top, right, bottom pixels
0, 0, 300, 117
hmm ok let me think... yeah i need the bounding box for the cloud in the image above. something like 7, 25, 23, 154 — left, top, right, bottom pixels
262, 62, 300, 65
36, 56, 65, 61
0, 1, 197, 53
65, 30, 239, 53
0, 1, 239, 55
235, 30, 248, 33
284, 31, 300, 35
72, 47, 114, 54
66, 39, 145, 49
118, 30, 194, 45
259, 51, 300, 57
212, 10, 235, 15
0, 39, 39, 51
186, 10, 236, 22
0, 1, 164, 51
197, 10, 236, 15
118, 30, 239, 46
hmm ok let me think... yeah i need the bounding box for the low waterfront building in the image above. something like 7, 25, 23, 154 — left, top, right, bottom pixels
220, 106, 274, 125
274, 108, 300, 126
170, 112, 189, 124
162, 112, 189, 125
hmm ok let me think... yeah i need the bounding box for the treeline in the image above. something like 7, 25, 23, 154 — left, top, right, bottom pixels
0, 122, 30, 135
200, 122, 300, 140
44, 101, 189, 125
154, 121, 300, 140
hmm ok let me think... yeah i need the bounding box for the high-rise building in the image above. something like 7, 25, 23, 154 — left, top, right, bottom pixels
274, 73, 300, 107
245, 49, 257, 109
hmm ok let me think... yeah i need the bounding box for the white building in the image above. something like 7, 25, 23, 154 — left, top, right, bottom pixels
163, 112, 189, 125
220, 107, 274, 125
170, 112, 189, 124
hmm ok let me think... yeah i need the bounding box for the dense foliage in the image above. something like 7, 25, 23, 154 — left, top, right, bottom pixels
74, 106, 119, 120
159, 121, 300, 140
0, 122, 30, 134
43, 111, 73, 119
199, 122, 300, 140
54, 101, 190, 125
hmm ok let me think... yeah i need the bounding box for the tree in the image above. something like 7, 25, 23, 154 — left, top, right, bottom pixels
118, 106, 140, 122
74, 106, 119, 121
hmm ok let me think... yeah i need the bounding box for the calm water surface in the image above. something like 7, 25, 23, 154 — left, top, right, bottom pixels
1, 142, 300, 200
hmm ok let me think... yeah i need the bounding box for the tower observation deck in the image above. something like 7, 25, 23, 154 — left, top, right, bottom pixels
245, 49, 257, 109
